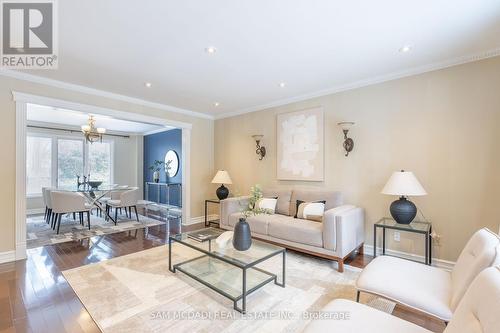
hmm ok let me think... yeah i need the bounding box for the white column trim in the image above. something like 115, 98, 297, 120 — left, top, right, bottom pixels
181, 128, 191, 225
14, 91, 193, 262
11, 91, 193, 129
15, 101, 27, 260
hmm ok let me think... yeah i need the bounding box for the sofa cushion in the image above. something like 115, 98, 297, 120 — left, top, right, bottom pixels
255, 198, 278, 214
228, 212, 270, 235
290, 190, 342, 217
295, 200, 326, 222
356, 255, 453, 321
268, 216, 323, 247
263, 188, 292, 215
304, 299, 431, 333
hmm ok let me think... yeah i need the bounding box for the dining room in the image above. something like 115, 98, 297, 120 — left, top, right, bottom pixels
24, 103, 183, 249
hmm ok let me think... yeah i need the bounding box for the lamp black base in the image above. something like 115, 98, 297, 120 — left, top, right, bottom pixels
390, 197, 417, 224
216, 184, 229, 200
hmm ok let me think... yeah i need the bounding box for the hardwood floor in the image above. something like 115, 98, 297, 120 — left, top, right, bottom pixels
0, 221, 445, 333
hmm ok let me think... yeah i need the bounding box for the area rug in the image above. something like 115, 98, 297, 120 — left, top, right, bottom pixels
63, 244, 395, 333
27, 213, 166, 249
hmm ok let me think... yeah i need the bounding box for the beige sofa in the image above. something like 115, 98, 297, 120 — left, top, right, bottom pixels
219, 188, 365, 272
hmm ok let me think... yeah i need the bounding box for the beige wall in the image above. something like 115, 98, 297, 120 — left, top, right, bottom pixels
0, 76, 214, 253
215, 56, 500, 262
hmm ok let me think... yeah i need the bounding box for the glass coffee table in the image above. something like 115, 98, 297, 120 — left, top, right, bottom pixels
169, 228, 286, 314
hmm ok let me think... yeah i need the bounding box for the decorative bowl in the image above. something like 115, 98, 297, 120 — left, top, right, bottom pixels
88, 181, 103, 189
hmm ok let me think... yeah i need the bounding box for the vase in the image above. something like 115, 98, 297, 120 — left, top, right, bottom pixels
153, 171, 160, 183
165, 173, 170, 183
232, 218, 252, 251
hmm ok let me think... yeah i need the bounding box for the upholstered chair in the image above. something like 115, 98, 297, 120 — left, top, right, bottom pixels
304, 265, 500, 333
105, 188, 140, 224
50, 191, 92, 234
43, 187, 54, 224
355, 228, 500, 323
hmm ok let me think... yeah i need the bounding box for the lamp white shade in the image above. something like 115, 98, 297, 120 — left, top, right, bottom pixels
211, 170, 233, 184
381, 171, 427, 196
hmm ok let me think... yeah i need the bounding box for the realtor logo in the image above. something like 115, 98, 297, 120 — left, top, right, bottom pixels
1, 0, 58, 68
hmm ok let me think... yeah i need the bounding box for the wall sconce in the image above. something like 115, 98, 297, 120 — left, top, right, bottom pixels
337, 122, 355, 156
252, 135, 266, 160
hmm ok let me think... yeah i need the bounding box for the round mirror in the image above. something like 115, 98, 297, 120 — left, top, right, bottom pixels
164, 150, 179, 177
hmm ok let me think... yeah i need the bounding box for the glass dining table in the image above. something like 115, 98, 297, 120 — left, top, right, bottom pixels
56, 185, 132, 225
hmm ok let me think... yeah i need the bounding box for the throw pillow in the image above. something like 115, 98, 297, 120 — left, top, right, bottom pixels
295, 200, 326, 222
255, 197, 278, 214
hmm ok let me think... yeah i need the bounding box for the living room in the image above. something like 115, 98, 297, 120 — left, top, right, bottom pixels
0, 1, 499, 333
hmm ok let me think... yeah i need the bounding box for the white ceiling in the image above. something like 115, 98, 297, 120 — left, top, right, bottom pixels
27, 104, 169, 134
17, 0, 500, 117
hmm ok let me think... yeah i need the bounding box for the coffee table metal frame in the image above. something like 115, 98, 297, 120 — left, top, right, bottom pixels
168, 235, 286, 314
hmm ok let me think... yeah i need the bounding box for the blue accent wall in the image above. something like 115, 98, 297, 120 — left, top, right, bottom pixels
143, 129, 182, 206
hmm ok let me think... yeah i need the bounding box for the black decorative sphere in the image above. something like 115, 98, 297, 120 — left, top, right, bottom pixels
390, 197, 417, 224
233, 218, 252, 251
216, 184, 229, 200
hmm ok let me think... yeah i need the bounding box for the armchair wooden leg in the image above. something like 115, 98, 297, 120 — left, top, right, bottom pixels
114, 208, 118, 225
337, 259, 344, 273
51, 212, 57, 229
56, 214, 62, 234
87, 211, 91, 230
356, 290, 360, 302
73, 212, 76, 220
133, 206, 139, 221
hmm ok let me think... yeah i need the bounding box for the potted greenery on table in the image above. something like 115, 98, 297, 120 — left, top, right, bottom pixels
234, 185, 271, 251
149, 160, 164, 183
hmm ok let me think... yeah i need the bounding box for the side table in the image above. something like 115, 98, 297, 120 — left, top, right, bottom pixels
373, 217, 432, 265
205, 199, 220, 226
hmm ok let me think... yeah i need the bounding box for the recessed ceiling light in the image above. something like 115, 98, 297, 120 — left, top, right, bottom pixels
205, 46, 217, 54
279, 82, 286, 88
214, 102, 220, 107
399, 45, 412, 53
144, 82, 152, 88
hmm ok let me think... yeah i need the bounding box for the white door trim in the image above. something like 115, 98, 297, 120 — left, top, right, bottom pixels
14, 91, 192, 261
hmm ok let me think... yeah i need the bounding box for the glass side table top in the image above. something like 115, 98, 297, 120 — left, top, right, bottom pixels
375, 217, 431, 233
170, 228, 285, 268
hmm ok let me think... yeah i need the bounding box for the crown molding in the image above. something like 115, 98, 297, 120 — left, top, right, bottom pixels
143, 127, 176, 136
215, 47, 500, 120
0, 69, 214, 120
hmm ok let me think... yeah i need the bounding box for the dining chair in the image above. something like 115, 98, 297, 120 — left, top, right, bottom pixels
50, 191, 92, 234
105, 188, 140, 225
43, 187, 54, 224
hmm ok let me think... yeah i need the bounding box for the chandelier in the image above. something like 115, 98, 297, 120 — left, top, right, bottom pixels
81, 115, 106, 143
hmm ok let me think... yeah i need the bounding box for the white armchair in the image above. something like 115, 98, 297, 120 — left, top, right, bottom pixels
305, 266, 500, 333
106, 188, 141, 224
355, 228, 500, 322
50, 191, 91, 234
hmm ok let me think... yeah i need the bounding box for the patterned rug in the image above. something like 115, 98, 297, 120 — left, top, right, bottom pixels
63, 244, 395, 333
27, 213, 168, 249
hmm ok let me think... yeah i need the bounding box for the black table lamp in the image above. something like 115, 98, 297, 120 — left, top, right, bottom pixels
211, 170, 233, 200
381, 170, 427, 224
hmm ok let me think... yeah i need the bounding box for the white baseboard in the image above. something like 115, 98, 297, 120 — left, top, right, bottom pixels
185, 214, 219, 226
0, 250, 16, 264
363, 244, 455, 270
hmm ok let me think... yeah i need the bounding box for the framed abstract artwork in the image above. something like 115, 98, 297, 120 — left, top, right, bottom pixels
276, 107, 324, 181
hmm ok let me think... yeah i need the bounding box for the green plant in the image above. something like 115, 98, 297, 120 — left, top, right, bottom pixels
165, 159, 172, 171
240, 184, 272, 218
149, 160, 164, 172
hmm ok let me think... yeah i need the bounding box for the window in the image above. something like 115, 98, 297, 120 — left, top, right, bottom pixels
26, 136, 52, 195
88, 141, 112, 186
26, 134, 114, 195
57, 139, 84, 188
